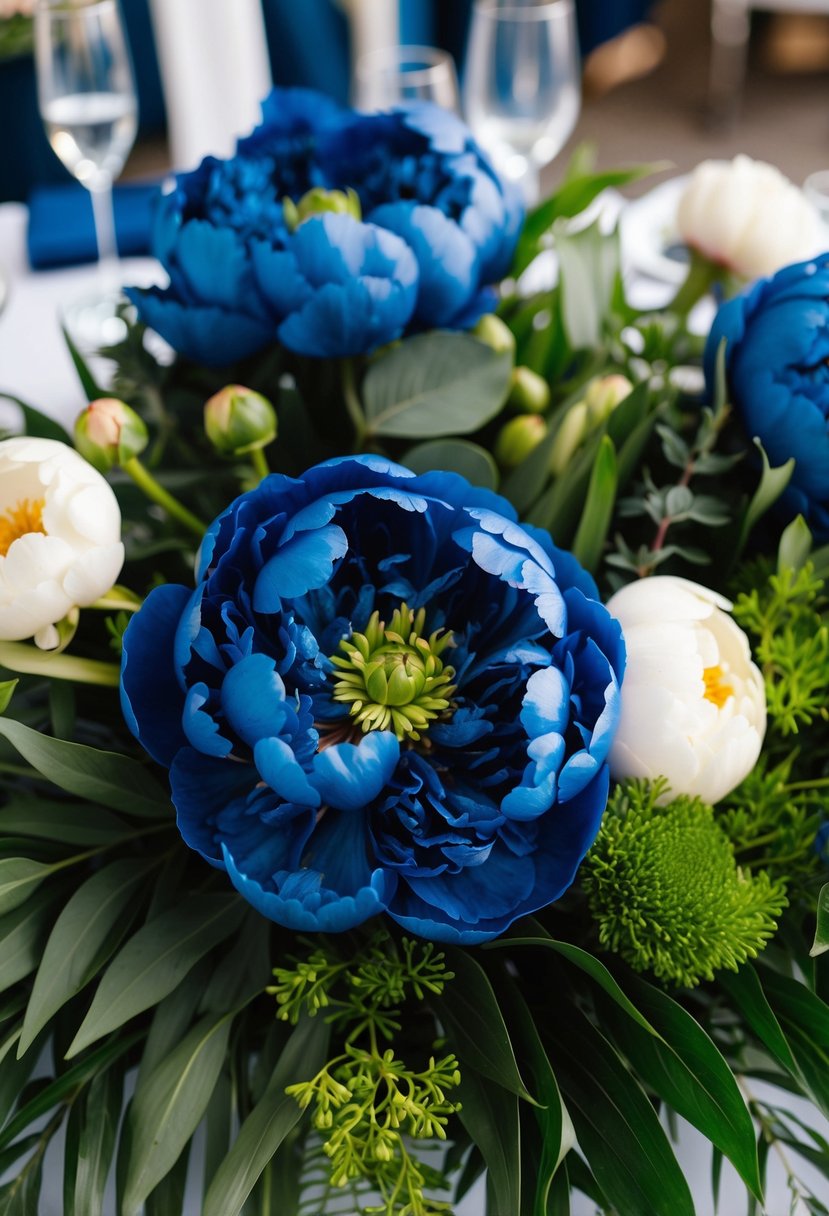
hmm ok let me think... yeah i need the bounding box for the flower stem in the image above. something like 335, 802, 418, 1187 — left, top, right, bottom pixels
341, 359, 368, 451
668, 249, 723, 317
123, 457, 206, 538
250, 446, 270, 484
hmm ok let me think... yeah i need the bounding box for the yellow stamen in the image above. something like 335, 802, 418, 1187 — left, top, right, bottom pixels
703, 664, 733, 709
0, 498, 46, 558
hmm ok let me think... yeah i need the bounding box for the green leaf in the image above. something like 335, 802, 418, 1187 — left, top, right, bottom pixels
756, 964, 829, 1118
203, 1072, 232, 1196
0, 858, 52, 917
0, 681, 17, 715
137, 960, 212, 1087
0, 797, 129, 846
778, 514, 813, 575
0, 885, 66, 996
571, 435, 617, 574
487, 924, 658, 1037
67, 895, 246, 1057
735, 440, 795, 561
20, 859, 153, 1053
0, 643, 120, 687
455, 1067, 521, 1216
600, 974, 762, 1200
362, 332, 512, 438
0, 718, 170, 818
203, 1015, 330, 1216
0, 1141, 46, 1215
546, 1003, 695, 1216
513, 161, 667, 277
812, 884, 829, 958
62, 324, 104, 401
718, 966, 799, 1076
500, 983, 573, 1214
63, 1059, 124, 1216
404, 438, 498, 490
0, 1030, 142, 1152
432, 947, 534, 1102
556, 219, 620, 350
0, 392, 71, 443
143, 1142, 191, 1216
122, 1011, 234, 1216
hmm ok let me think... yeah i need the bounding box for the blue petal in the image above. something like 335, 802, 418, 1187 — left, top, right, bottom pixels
183, 682, 232, 757
126, 287, 275, 366
174, 219, 255, 310
311, 731, 400, 812
254, 524, 348, 610
369, 202, 478, 326
223, 843, 394, 933
120, 583, 190, 767
254, 736, 321, 808
221, 653, 288, 747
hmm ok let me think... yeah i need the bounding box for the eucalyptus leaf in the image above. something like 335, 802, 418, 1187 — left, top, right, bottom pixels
122, 1011, 234, 1216
0, 797, 129, 846
432, 947, 535, 1102
203, 1015, 330, 1216
0, 718, 170, 818
67, 895, 245, 1057
362, 332, 512, 439
404, 438, 498, 489
734, 440, 795, 561
0, 857, 52, 917
20, 858, 154, 1054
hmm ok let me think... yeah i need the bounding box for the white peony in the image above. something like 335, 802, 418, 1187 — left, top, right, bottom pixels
607, 576, 766, 806
677, 155, 824, 280
0, 437, 124, 648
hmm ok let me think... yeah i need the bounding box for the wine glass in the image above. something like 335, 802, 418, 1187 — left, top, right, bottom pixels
354, 45, 461, 113
35, 0, 138, 348
463, 0, 581, 205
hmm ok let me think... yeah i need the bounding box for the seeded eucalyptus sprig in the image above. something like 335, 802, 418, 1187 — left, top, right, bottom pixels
269, 931, 460, 1216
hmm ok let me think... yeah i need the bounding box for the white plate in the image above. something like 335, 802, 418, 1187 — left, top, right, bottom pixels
619, 175, 691, 286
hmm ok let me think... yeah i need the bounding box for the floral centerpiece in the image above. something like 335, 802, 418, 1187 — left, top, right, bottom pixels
1, 92, 828, 1215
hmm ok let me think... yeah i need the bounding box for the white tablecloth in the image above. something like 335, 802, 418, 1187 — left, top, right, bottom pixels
0, 204, 163, 431
0, 200, 824, 1216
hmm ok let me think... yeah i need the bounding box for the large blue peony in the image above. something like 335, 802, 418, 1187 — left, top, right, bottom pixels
120, 457, 624, 943
705, 255, 829, 534
127, 89, 523, 365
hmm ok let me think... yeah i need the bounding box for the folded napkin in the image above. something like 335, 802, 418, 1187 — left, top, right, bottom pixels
27, 181, 159, 270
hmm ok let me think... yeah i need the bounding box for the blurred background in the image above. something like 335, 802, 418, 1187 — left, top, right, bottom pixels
4, 0, 829, 204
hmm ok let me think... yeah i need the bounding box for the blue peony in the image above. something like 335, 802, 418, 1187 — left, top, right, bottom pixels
127, 89, 523, 366
120, 457, 624, 944
705, 255, 829, 534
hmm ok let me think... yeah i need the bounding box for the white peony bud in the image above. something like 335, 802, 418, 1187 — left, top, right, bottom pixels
0, 437, 124, 648
607, 576, 766, 805
677, 155, 824, 280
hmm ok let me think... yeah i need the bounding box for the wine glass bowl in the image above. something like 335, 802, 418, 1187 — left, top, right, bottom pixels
34, 0, 138, 347
354, 45, 461, 113
463, 0, 580, 202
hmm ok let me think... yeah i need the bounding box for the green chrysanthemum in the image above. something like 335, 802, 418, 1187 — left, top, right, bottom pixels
330, 603, 456, 742
583, 779, 787, 987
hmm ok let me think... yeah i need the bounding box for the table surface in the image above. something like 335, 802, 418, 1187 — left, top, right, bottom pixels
0, 201, 825, 1216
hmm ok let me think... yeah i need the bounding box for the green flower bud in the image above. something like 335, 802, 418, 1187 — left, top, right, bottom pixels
283, 187, 362, 232
549, 400, 589, 477
507, 366, 551, 414
494, 414, 546, 469
74, 397, 148, 472
584, 374, 634, 426
472, 313, 516, 356
204, 385, 277, 457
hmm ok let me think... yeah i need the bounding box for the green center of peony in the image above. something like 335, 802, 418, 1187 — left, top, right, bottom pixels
329, 603, 456, 743
283, 187, 362, 232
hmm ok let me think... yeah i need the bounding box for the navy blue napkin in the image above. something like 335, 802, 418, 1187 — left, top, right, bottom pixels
27, 181, 159, 270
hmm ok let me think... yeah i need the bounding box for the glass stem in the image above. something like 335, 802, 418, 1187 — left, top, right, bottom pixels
90, 176, 118, 292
